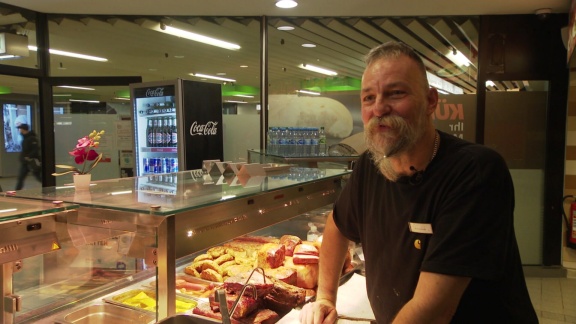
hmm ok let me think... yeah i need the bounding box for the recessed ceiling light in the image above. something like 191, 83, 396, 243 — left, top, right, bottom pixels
277, 26, 295, 31
276, 0, 298, 8
302, 43, 316, 48
240, 65, 248, 68
174, 55, 185, 59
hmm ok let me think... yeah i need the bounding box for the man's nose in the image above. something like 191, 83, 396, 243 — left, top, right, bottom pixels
372, 97, 392, 119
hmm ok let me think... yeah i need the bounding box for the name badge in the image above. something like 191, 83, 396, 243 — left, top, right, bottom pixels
408, 222, 433, 234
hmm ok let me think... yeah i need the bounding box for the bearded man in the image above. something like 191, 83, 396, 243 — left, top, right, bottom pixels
299, 41, 537, 323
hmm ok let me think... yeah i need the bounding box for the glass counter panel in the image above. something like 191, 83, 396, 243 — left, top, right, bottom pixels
0, 197, 78, 222
6, 168, 349, 216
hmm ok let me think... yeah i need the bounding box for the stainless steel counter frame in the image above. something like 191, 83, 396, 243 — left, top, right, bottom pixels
154, 175, 341, 320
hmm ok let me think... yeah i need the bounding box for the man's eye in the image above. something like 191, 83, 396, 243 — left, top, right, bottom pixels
362, 95, 375, 102
390, 90, 405, 97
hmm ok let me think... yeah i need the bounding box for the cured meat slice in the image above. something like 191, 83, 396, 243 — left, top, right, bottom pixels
263, 276, 307, 314
209, 293, 260, 319
292, 254, 319, 265
224, 271, 274, 297
257, 243, 285, 269
279, 235, 302, 256
264, 266, 297, 286
293, 244, 319, 256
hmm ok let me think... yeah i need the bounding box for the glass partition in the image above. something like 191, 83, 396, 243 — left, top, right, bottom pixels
485, 80, 548, 265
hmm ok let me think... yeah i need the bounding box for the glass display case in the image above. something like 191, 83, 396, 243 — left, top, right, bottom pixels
2, 166, 349, 323
247, 149, 359, 170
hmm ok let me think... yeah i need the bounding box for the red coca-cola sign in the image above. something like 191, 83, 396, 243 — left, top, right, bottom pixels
189, 121, 218, 136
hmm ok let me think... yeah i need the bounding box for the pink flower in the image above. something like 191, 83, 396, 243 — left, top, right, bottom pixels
53, 130, 105, 177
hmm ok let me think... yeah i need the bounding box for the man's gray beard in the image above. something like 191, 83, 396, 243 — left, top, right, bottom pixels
364, 115, 421, 182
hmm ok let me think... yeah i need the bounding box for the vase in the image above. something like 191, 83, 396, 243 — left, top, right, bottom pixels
73, 173, 91, 190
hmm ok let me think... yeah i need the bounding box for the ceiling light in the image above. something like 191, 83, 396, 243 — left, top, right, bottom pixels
240, 65, 248, 68
276, 0, 298, 8
298, 64, 337, 76
302, 43, 316, 48
225, 100, 247, 104
114, 97, 130, 101
28, 46, 107, 62
69, 99, 100, 103
53, 94, 72, 97
159, 24, 240, 50
190, 73, 236, 82
486, 80, 496, 87
446, 49, 471, 67
234, 94, 254, 98
297, 90, 321, 95
277, 26, 295, 31
57, 86, 95, 91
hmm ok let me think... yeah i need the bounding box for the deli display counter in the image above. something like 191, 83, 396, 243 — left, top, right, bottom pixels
1, 166, 350, 323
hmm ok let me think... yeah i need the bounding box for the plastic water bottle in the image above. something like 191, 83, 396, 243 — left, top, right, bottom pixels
278, 127, 287, 156
268, 127, 278, 155
287, 127, 296, 157
319, 127, 327, 156
303, 127, 312, 156
295, 127, 304, 157
307, 222, 320, 241
310, 127, 319, 156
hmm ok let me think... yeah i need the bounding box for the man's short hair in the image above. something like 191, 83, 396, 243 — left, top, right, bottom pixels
364, 41, 429, 89
17, 123, 29, 131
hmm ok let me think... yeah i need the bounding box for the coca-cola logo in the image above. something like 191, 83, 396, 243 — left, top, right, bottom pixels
190, 121, 218, 136
145, 88, 165, 97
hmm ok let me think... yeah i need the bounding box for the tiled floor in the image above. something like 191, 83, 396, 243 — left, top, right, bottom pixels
2, 176, 576, 323
527, 276, 576, 323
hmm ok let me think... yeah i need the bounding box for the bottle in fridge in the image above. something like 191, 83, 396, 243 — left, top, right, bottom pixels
130, 79, 223, 177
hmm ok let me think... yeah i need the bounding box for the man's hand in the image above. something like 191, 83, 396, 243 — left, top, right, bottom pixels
299, 299, 338, 324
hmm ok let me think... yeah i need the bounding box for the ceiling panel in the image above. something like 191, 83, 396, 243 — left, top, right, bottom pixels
0, 2, 552, 103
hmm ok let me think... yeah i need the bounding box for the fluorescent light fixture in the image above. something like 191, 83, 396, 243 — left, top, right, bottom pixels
276, 0, 298, 8
109, 190, 133, 196
225, 100, 247, 104
302, 43, 316, 48
69, 99, 100, 103
114, 97, 130, 101
277, 26, 295, 31
297, 90, 321, 95
58, 85, 95, 91
28, 46, 107, 62
160, 25, 240, 50
190, 73, 236, 82
446, 49, 471, 67
234, 94, 254, 98
486, 80, 496, 87
0, 208, 17, 213
298, 64, 337, 76
53, 93, 72, 97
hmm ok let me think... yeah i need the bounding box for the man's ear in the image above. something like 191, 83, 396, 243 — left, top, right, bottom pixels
426, 87, 439, 116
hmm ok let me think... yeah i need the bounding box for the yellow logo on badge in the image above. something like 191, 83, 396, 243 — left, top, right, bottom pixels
414, 239, 422, 249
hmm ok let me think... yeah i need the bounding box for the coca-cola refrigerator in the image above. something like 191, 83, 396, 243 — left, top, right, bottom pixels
130, 79, 223, 177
